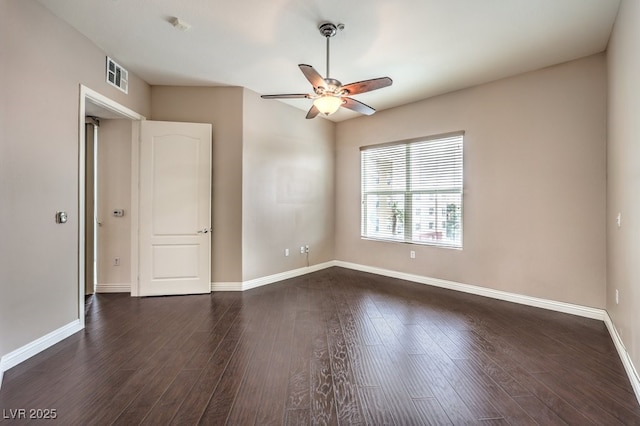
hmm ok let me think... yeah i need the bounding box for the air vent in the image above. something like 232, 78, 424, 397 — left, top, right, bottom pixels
106, 57, 128, 94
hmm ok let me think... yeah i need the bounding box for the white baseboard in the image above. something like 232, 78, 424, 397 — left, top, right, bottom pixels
96, 283, 131, 293
242, 261, 335, 291
211, 261, 336, 292
334, 261, 605, 320
604, 313, 640, 405
0, 320, 83, 383
213, 260, 605, 321
211, 282, 243, 291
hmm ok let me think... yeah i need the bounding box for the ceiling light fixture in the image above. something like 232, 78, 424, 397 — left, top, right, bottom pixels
313, 95, 343, 116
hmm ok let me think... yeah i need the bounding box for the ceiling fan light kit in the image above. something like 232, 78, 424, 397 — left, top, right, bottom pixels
261, 22, 392, 119
313, 94, 344, 115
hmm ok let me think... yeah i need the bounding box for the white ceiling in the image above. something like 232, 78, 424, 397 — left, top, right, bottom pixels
38, 0, 620, 122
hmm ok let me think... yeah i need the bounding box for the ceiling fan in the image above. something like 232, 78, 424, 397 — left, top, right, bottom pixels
261, 22, 393, 119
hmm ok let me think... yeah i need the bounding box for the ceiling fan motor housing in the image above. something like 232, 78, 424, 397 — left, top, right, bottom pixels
322, 78, 343, 94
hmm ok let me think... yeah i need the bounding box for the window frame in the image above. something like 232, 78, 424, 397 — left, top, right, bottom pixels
360, 131, 464, 249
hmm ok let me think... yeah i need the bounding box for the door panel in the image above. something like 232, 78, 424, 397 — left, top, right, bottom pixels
139, 121, 212, 296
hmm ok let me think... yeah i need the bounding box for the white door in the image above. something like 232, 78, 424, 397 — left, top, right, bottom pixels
138, 121, 212, 296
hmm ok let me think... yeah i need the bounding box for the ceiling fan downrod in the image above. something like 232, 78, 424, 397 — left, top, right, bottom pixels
318, 22, 343, 80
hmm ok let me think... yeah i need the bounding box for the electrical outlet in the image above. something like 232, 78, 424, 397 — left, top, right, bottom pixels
305, 245, 310, 253
616, 289, 619, 305
410, 250, 416, 259
285, 248, 289, 257
114, 257, 120, 266
300, 246, 305, 254
617, 213, 622, 228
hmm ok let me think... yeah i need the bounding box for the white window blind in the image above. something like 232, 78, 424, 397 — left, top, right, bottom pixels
361, 132, 464, 248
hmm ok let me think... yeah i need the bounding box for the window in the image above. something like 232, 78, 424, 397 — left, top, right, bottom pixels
361, 132, 463, 248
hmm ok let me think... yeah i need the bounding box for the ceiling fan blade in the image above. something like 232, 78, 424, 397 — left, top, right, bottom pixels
261, 94, 310, 99
341, 77, 393, 95
306, 105, 320, 119
299, 64, 326, 89
342, 97, 376, 116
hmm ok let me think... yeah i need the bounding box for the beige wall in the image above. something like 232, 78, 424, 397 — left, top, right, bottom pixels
0, 0, 150, 357
336, 54, 607, 308
150, 86, 244, 283
607, 0, 640, 376
241, 89, 335, 281
97, 119, 133, 290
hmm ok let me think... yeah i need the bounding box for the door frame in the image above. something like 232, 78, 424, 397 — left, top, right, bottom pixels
78, 85, 145, 327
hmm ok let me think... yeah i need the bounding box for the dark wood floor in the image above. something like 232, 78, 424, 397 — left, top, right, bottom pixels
1, 267, 639, 425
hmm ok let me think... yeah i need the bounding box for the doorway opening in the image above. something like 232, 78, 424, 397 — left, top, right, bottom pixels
78, 85, 145, 327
